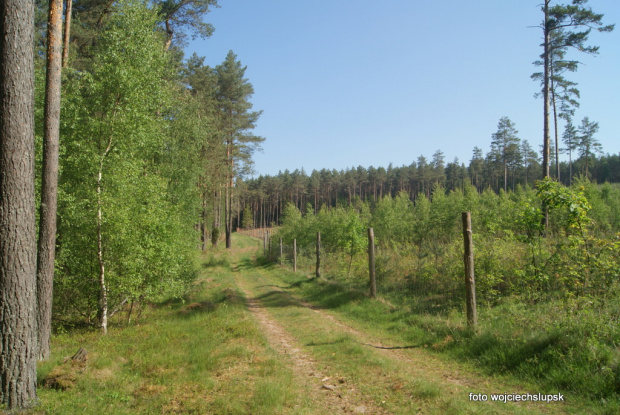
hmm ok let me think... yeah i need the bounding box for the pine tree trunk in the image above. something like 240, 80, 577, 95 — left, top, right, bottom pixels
542, 0, 551, 229
315, 232, 321, 279
568, 150, 573, 186
368, 228, 376, 298
201, 206, 207, 251
542, 2, 551, 180
504, 159, 507, 192
0, 0, 38, 407
37, 0, 63, 361
551, 78, 560, 181
62, 0, 72, 67
225, 141, 233, 249
164, 19, 173, 50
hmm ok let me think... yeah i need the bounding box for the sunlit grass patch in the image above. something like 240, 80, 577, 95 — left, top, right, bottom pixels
32, 240, 313, 414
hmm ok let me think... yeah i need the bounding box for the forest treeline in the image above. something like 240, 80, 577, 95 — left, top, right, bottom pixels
32, 0, 262, 331
241, 145, 620, 229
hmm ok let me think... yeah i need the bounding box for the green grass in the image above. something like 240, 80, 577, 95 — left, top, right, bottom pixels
29, 233, 618, 414
31, 235, 316, 414
239, 253, 548, 414
268, 256, 620, 414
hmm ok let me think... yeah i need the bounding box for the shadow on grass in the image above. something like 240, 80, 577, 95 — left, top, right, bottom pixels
303, 283, 367, 310
306, 338, 347, 347
255, 284, 291, 290
360, 342, 424, 350
254, 290, 301, 309
202, 256, 230, 269
175, 300, 217, 318
232, 257, 259, 272
286, 278, 316, 289
155, 286, 247, 321
464, 330, 564, 373
306, 337, 423, 350
260, 277, 366, 311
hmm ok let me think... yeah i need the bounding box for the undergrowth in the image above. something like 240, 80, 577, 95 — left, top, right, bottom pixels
272, 260, 620, 414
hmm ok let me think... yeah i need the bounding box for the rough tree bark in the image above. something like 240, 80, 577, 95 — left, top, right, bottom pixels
61, 0, 72, 67
164, 19, 173, 50
315, 231, 321, 279
37, 0, 63, 362
462, 212, 477, 329
0, 0, 38, 408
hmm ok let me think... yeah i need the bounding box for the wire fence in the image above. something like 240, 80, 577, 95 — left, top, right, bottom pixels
237, 218, 479, 329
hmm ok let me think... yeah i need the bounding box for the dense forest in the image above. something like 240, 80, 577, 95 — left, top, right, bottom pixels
1, 0, 618, 410
30, 0, 263, 336
240, 148, 620, 230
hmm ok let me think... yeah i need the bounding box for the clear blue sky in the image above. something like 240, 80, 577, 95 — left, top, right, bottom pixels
185, 0, 620, 177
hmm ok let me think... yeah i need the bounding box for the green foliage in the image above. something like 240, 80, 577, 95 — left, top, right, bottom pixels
54, 0, 198, 323
275, 249, 620, 410
37, 241, 311, 414
371, 192, 414, 246
277, 203, 367, 256
318, 206, 367, 257
536, 177, 591, 234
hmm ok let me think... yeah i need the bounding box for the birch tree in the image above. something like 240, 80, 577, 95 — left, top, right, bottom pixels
57, 0, 172, 333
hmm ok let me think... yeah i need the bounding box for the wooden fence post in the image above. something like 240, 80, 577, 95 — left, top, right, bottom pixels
293, 239, 297, 273
315, 231, 321, 279
462, 212, 477, 329
279, 237, 283, 266
368, 227, 376, 298
263, 231, 267, 255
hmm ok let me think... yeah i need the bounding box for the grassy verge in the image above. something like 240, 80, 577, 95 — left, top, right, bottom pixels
240, 255, 575, 414
30, 236, 314, 414
264, 253, 619, 414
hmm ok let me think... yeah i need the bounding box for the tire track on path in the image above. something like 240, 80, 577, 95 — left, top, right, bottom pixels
234, 269, 385, 415
240, 268, 571, 415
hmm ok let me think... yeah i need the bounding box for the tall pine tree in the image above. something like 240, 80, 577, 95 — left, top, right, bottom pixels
576, 116, 601, 178
536, 0, 613, 182
0, 0, 38, 408
214, 51, 264, 248
490, 117, 520, 192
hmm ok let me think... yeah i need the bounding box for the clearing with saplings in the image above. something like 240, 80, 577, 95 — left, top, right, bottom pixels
1, 0, 619, 413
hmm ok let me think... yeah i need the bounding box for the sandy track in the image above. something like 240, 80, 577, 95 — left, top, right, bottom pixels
234, 274, 384, 414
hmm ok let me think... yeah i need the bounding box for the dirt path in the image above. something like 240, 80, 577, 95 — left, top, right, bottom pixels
235, 274, 384, 414
228, 241, 574, 414
264, 283, 479, 390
